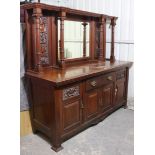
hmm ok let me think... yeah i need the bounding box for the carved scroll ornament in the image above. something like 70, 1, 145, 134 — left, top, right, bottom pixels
63, 86, 80, 101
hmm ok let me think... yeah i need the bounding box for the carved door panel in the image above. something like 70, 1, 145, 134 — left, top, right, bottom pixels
85, 89, 99, 121
115, 79, 126, 106
61, 85, 82, 134
100, 83, 113, 113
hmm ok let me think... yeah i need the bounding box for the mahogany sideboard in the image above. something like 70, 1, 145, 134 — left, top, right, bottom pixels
21, 2, 133, 152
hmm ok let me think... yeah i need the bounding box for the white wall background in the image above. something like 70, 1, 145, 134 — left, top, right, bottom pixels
20, 0, 134, 110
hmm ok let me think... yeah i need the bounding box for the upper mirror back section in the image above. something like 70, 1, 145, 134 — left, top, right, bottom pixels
58, 20, 90, 59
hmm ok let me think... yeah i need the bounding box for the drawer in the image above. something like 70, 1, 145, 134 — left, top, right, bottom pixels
86, 73, 115, 91
116, 70, 125, 80
86, 76, 100, 91
100, 73, 115, 85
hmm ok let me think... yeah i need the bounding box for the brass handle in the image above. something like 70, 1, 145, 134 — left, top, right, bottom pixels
107, 76, 113, 81
115, 88, 118, 96
90, 81, 97, 87
81, 100, 84, 109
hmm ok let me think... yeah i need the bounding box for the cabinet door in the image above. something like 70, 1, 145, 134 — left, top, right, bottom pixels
62, 99, 82, 133
85, 89, 99, 121
100, 83, 113, 112
61, 85, 82, 134
115, 79, 126, 106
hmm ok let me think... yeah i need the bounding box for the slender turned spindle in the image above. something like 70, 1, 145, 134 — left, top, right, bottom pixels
59, 11, 66, 69
82, 22, 88, 57
103, 18, 106, 61
110, 17, 116, 63
32, 8, 42, 72
99, 16, 106, 61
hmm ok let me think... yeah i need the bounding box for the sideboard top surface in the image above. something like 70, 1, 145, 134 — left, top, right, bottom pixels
26, 60, 133, 86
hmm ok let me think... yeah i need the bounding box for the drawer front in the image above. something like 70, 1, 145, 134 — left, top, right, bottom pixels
86, 77, 100, 91
116, 70, 125, 80
100, 73, 115, 85
86, 73, 115, 91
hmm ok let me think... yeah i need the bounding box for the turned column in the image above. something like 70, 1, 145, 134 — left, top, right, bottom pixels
103, 17, 106, 61
59, 11, 66, 69
82, 22, 88, 57
110, 17, 117, 63
32, 8, 42, 72
99, 16, 106, 61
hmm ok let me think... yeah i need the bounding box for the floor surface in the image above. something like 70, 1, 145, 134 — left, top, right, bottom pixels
20, 108, 134, 155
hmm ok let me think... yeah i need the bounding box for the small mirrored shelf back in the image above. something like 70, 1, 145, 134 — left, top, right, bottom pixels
20, 2, 118, 71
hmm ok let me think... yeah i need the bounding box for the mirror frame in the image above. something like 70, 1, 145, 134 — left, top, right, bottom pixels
57, 19, 91, 60
57, 13, 95, 68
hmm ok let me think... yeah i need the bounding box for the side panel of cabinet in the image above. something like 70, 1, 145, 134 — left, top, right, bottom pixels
85, 89, 99, 121
100, 83, 113, 112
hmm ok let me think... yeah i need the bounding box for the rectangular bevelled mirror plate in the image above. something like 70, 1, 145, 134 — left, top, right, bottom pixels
58, 20, 90, 59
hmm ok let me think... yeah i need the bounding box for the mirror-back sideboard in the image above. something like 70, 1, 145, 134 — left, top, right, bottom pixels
21, 2, 133, 152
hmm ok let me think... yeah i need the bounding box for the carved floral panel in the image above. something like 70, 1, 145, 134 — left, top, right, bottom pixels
39, 17, 49, 65
63, 86, 80, 101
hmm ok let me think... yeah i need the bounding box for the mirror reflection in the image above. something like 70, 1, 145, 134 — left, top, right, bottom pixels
58, 20, 90, 59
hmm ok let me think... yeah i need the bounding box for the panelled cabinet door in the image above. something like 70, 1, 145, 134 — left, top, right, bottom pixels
115, 79, 126, 106
100, 83, 113, 112
62, 99, 82, 133
85, 89, 99, 121
61, 85, 82, 134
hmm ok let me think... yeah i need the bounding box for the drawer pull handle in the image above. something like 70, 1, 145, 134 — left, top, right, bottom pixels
115, 88, 118, 96
90, 81, 97, 87
81, 100, 84, 109
107, 76, 113, 81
